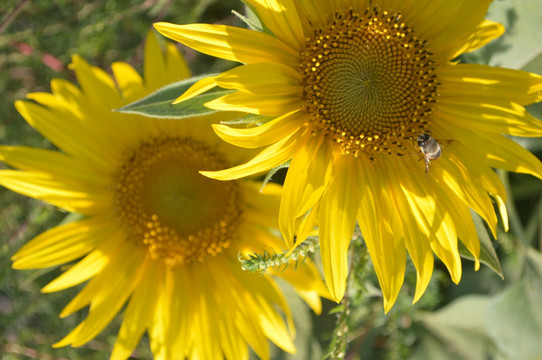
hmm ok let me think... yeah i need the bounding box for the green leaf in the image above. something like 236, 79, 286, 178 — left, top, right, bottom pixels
409, 334, 462, 360
115, 74, 233, 119
413, 296, 494, 360
261, 160, 290, 192
458, 211, 503, 279
487, 277, 542, 360
527, 247, 542, 277
465, 0, 542, 70
328, 304, 345, 315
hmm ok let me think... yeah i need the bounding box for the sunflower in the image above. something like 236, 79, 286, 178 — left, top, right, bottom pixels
154, 0, 542, 312
0, 31, 328, 359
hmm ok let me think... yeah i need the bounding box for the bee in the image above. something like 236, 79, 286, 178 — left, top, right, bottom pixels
417, 133, 441, 173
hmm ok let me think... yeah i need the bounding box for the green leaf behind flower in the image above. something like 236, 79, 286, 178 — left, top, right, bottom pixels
458, 211, 503, 279
412, 296, 494, 360
115, 74, 233, 119
464, 0, 542, 71
487, 277, 542, 360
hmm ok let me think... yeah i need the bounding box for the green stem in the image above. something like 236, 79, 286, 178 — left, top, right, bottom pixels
239, 237, 318, 272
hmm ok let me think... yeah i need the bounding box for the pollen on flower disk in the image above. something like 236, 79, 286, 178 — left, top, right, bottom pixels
116, 137, 243, 267
300, 7, 439, 159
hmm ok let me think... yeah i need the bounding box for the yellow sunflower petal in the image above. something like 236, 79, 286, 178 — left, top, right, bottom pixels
206, 90, 302, 116
435, 123, 507, 206
244, 0, 305, 50
190, 275, 223, 360
12, 216, 114, 269
450, 20, 505, 58
166, 267, 192, 358
0, 170, 112, 214
358, 159, 406, 311
215, 303, 249, 360
70, 55, 124, 111
214, 61, 303, 95
49, 78, 83, 111
319, 155, 362, 302
57, 234, 137, 318
437, 100, 542, 137
394, 0, 493, 61
42, 248, 108, 293
174, 75, 219, 104
210, 263, 270, 359
13, 100, 117, 172
496, 195, 509, 232
144, 30, 169, 92
437, 119, 542, 181
382, 159, 432, 303
0, 146, 109, 188
420, 160, 481, 270
485, 135, 542, 180
165, 41, 191, 81
148, 287, 168, 360
435, 152, 499, 237
212, 111, 305, 149
111, 260, 158, 360
449, 200, 481, 271
153, 22, 299, 66
201, 129, 303, 180
275, 262, 329, 314
56, 246, 145, 348
279, 134, 331, 246
295, 203, 319, 248
439, 63, 542, 106
401, 226, 434, 304
259, 304, 296, 354
53, 323, 85, 349
242, 181, 282, 225
214, 301, 256, 359
112, 61, 145, 102
243, 275, 295, 354
294, 0, 332, 28
397, 159, 462, 284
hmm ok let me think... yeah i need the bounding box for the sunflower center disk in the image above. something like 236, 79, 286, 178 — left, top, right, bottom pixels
299, 7, 438, 158
116, 137, 243, 267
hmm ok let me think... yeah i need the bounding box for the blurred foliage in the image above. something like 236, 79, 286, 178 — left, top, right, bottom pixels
1, 0, 542, 359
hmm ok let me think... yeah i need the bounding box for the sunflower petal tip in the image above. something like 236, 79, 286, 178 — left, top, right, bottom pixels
41, 283, 56, 293
383, 301, 393, 315
152, 22, 168, 31
172, 95, 184, 104
450, 271, 462, 285
58, 309, 71, 319
474, 258, 481, 271
199, 170, 230, 180
52, 336, 71, 348
336, 292, 345, 303
69, 54, 83, 69
11, 259, 26, 270
328, 288, 343, 303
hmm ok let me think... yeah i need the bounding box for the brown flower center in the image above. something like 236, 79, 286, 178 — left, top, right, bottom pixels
299, 7, 438, 159
116, 137, 243, 267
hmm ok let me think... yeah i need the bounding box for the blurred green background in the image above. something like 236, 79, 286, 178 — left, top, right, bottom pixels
1, 0, 542, 359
